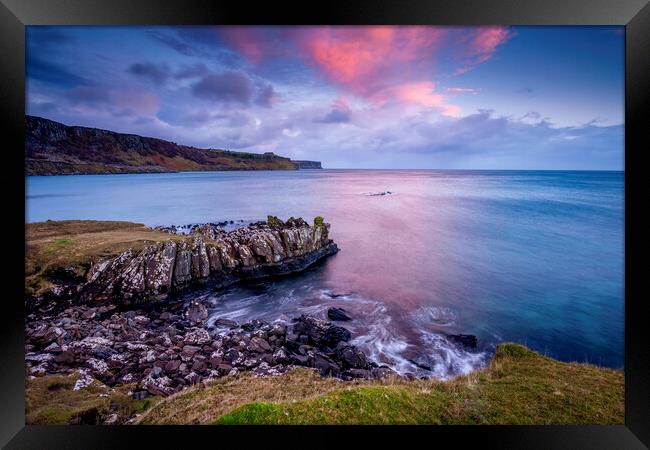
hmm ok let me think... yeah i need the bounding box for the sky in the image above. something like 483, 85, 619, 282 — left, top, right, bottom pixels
26, 26, 624, 170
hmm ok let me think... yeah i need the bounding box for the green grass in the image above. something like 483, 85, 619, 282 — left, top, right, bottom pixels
210, 344, 623, 425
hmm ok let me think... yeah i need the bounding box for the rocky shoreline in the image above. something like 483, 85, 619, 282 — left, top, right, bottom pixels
26, 216, 406, 408
25, 294, 400, 401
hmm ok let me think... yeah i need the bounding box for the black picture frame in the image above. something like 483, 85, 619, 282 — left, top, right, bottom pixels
1, 0, 648, 448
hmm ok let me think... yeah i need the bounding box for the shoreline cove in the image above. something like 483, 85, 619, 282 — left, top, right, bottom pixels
25, 217, 623, 424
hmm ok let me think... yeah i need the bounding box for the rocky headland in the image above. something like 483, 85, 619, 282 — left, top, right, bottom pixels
27, 216, 337, 308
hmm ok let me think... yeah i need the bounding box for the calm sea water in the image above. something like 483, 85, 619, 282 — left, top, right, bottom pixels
26, 170, 624, 378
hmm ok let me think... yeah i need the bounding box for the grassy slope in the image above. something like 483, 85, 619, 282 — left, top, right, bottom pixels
25, 220, 181, 297
135, 344, 623, 425
26, 116, 298, 175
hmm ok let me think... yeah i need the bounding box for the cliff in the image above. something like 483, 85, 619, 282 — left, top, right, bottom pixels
291, 160, 322, 169
25, 116, 323, 175
26, 217, 338, 306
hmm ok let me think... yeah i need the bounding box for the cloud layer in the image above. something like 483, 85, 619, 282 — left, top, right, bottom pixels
26, 26, 624, 169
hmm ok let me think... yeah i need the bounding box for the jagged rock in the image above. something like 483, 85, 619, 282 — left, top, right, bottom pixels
336, 344, 371, 370
165, 360, 181, 374
447, 334, 478, 349
25, 295, 401, 399
142, 373, 174, 396
214, 318, 238, 328
249, 337, 272, 353
292, 315, 351, 349
313, 353, 341, 377
327, 307, 352, 321
372, 367, 398, 379
76, 217, 338, 305
346, 368, 372, 378
183, 328, 211, 345
216, 364, 232, 375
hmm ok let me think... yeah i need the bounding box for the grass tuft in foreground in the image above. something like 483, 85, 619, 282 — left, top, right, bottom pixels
26, 372, 159, 425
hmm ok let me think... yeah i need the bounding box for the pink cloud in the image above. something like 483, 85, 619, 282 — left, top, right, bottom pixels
298, 26, 445, 95
372, 82, 461, 116
456, 26, 512, 73
216, 26, 511, 113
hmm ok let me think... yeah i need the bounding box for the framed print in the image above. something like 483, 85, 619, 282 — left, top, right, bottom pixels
1, 0, 648, 448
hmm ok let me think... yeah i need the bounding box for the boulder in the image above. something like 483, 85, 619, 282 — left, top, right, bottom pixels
327, 307, 352, 321
447, 334, 478, 349
186, 301, 208, 324
336, 344, 370, 370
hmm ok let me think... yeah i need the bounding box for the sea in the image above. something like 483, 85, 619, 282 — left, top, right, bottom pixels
26, 169, 624, 378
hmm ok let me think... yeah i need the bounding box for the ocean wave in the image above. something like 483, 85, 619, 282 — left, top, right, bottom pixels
205, 285, 488, 379
412, 305, 458, 327
416, 331, 488, 379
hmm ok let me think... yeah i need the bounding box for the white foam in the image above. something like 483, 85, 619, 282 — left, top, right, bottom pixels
418, 331, 488, 379
412, 305, 457, 327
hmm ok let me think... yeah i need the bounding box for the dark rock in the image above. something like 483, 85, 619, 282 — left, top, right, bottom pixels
214, 318, 238, 328
447, 334, 478, 349
191, 361, 207, 372
313, 353, 341, 377
292, 315, 352, 349
408, 359, 432, 372
216, 364, 232, 375
181, 345, 201, 360
327, 307, 352, 321
186, 301, 208, 324
372, 367, 398, 379
292, 354, 311, 366
249, 337, 272, 353
241, 320, 265, 332
223, 349, 240, 364
54, 350, 75, 364
92, 345, 115, 360
336, 344, 370, 370
347, 368, 373, 379
132, 391, 148, 400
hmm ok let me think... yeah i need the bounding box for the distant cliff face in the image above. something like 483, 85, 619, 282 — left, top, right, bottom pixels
25, 116, 323, 175
291, 160, 323, 169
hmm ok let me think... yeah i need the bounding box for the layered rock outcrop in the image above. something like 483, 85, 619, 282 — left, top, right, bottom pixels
79, 216, 338, 305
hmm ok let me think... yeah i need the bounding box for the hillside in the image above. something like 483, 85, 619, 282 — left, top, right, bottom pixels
25, 116, 319, 175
